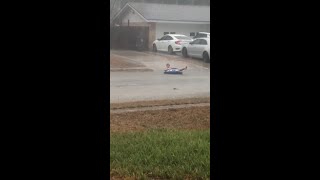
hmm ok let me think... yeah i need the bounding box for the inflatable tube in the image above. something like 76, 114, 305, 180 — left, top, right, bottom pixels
164, 68, 183, 74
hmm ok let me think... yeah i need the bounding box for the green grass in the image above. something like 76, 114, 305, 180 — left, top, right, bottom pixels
110, 129, 210, 179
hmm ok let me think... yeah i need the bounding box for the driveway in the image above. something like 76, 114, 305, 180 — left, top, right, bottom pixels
110, 50, 210, 103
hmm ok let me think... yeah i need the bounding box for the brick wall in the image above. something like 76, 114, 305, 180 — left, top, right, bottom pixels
148, 22, 156, 50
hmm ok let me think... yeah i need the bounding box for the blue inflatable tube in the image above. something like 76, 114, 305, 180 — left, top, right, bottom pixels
164, 68, 183, 74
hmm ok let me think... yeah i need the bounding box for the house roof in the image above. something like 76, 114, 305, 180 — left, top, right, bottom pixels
112, 2, 210, 24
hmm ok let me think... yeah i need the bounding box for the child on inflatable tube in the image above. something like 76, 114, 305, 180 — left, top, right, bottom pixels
165, 63, 187, 72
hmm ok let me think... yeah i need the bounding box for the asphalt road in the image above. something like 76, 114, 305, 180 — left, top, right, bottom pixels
110, 50, 210, 103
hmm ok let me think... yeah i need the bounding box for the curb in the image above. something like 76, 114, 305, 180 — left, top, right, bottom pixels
110, 103, 210, 114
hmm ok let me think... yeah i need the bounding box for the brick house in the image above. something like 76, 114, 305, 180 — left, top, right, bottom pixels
111, 2, 210, 50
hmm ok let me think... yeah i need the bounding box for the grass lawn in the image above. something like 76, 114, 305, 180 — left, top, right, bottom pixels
111, 106, 210, 133
110, 129, 210, 179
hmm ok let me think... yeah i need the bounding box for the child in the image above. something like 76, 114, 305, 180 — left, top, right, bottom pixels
166, 63, 187, 71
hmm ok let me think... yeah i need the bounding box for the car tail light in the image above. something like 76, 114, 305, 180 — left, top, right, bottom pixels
175, 40, 181, 45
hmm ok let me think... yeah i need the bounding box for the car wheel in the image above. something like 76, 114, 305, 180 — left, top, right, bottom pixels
168, 46, 173, 55
203, 52, 210, 63
182, 48, 188, 58
153, 44, 157, 52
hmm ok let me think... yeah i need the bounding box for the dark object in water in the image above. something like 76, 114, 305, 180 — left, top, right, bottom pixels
164, 68, 183, 74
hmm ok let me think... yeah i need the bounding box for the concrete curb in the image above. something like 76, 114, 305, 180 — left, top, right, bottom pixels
110, 103, 210, 114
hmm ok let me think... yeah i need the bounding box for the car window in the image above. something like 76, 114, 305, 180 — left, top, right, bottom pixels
192, 39, 201, 44
165, 36, 173, 40
195, 33, 208, 39
160, 36, 167, 40
200, 39, 208, 45
199, 34, 207, 38
174, 36, 192, 40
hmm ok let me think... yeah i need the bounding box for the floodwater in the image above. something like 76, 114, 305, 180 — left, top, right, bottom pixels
110, 50, 210, 103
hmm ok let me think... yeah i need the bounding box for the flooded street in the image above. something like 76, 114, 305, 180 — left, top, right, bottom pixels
110, 50, 210, 103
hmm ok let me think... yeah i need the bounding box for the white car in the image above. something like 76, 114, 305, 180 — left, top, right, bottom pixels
181, 38, 210, 62
152, 34, 193, 54
193, 32, 210, 39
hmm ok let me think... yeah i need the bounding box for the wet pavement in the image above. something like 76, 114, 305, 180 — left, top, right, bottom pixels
110, 50, 210, 103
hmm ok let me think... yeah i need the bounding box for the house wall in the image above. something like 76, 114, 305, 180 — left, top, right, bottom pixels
155, 23, 210, 39
121, 10, 145, 24
119, 12, 210, 50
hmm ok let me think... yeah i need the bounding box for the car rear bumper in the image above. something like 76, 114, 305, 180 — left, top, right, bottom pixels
172, 44, 182, 52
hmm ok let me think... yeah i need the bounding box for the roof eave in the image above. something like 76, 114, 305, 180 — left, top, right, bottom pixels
111, 3, 149, 23
126, 3, 149, 22
148, 20, 210, 24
